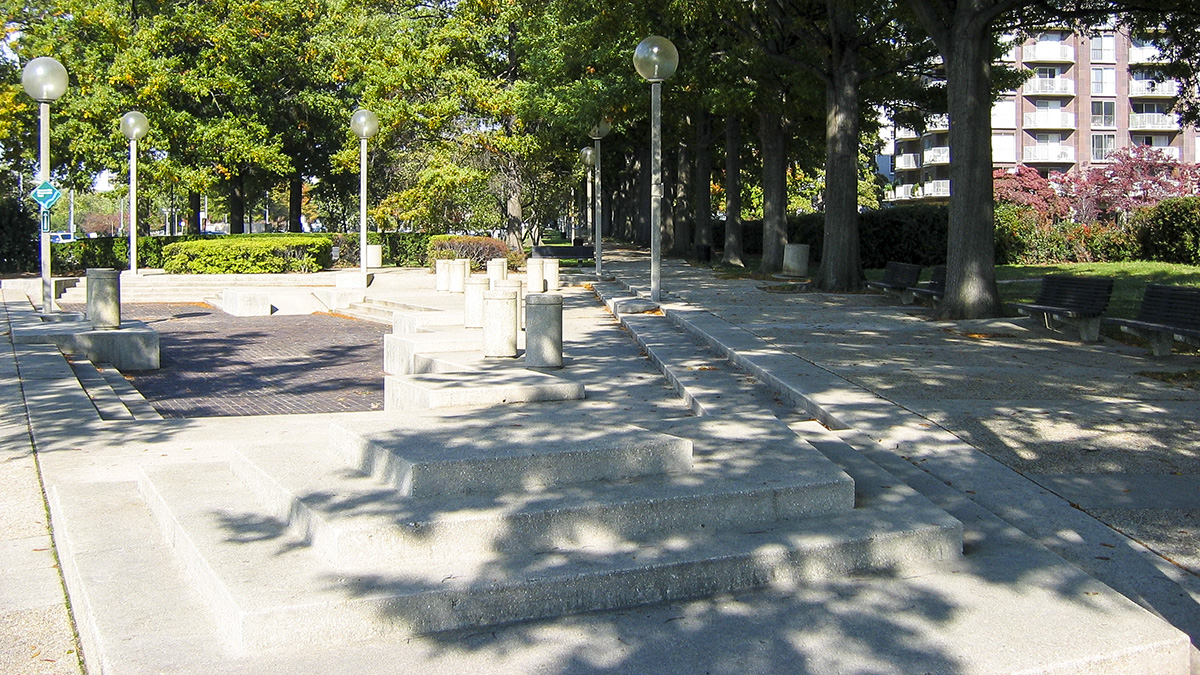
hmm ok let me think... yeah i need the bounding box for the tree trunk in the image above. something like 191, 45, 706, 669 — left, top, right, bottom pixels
941, 16, 1001, 318
758, 109, 787, 274
187, 191, 201, 235
229, 172, 246, 235
672, 141, 692, 256
288, 172, 303, 232
505, 187, 523, 249
693, 109, 714, 256
662, 146, 676, 254
820, 7, 864, 292
635, 145, 650, 246
722, 116, 745, 267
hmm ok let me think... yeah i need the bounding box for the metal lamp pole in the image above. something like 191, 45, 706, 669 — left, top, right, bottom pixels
120, 111, 149, 275
22, 56, 69, 314
350, 109, 380, 276
633, 37, 678, 303
588, 120, 611, 277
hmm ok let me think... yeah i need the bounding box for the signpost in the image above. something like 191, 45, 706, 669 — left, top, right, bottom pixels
31, 180, 62, 210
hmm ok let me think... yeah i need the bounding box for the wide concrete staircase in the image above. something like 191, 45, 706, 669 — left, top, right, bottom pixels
132, 407, 961, 653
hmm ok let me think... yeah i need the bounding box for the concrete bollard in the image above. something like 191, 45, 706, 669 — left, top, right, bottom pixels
435, 259, 451, 292
494, 279, 524, 330
526, 258, 545, 293
449, 259, 468, 293
482, 290, 518, 357
487, 258, 508, 288
525, 294, 563, 368
464, 277, 490, 329
86, 268, 121, 330
783, 244, 810, 276
543, 258, 561, 291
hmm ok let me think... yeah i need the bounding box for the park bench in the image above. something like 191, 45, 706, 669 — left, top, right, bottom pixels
1009, 274, 1114, 342
909, 265, 946, 304
1104, 284, 1200, 356
530, 245, 594, 261
865, 261, 923, 304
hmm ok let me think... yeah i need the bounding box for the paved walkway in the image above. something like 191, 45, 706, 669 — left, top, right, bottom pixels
3, 258, 1200, 673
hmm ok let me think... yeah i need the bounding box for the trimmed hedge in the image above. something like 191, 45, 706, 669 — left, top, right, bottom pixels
995, 204, 1143, 264
51, 234, 209, 275
162, 235, 332, 274
428, 235, 517, 271
1136, 197, 1200, 265
327, 231, 432, 268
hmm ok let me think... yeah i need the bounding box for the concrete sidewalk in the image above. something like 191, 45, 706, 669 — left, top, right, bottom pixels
2, 260, 1199, 673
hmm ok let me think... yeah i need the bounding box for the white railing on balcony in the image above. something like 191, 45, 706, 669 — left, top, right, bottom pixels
1023, 43, 1075, 62
1024, 78, 1076, 96
884, 188, 896, 202
927, 114, 949, 132
1023, 111, 1077, 129
1129, 113, 1180, 130
923, 147, 951, 165
923, 180, 951, 197
1129, 80, 1179, 97
895, 127, 920, 140
895, 184, 921, 200
1129, 45, 1163, 64
895, 153, 921, 170
1134, 145, 1182, 160
1024, 145, 1076, 162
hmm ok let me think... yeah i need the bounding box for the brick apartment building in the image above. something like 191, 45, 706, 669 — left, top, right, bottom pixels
885, 26, 1198, 203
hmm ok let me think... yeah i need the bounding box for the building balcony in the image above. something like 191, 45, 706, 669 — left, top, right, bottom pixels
895, 153, 921, 170
923, 180, 951, 197
1129, 45, 1164, 64
1023, 111, 1076, 129
895, 127, 920, 140
1129, 80, 1179, 97
1023, 43, 1075, 63
927, 114, 949, 132
923, 146, 951, 165
1024, 145, 1076, 163
1129, 113, 1180, 130
1131, 145, 1181, 160
1024, 78, 1075, 96
895, 184, 921, 200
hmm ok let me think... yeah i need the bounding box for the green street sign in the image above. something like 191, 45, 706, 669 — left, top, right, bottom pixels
31, 181, 62, 210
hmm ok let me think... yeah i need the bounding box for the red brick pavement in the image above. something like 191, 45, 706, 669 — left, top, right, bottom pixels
102, 304, 388, 418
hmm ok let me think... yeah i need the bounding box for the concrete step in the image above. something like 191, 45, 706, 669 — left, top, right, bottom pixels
384, 369, 585, 410
94, 362, 163, 420
383, 330, 484, 375
68, 359, 134, 421
231, 429, 854, 567
338, 302, 395, 324
137, 453, 959, 652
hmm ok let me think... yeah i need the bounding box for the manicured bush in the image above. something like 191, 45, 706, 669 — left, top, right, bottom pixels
995, 204, 1143, 264
51, 234, 208, 275
427, 235, 510, 271
161, 235, 331, 274
329, 232, 431, 268
1136, 197, 1200, 265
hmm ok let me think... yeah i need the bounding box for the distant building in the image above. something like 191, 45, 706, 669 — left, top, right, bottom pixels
884, 26, 1198, 203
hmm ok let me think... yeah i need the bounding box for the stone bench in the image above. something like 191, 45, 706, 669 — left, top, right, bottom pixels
865, 262, 923, 304
1009, 275, 1114, 342
1105, 283, 1200, 356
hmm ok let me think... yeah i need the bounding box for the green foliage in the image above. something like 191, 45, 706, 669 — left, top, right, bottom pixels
858, 205, 949, 269
1136, 197, 1200, 265
161, 235, 331, 274
0, 198, 37, 274
427, 235, 510, 271
50, 234, 208, 274
994, 204, 1142, 265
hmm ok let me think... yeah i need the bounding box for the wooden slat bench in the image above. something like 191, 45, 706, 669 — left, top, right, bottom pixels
1104, 284, 1200, 356
865, 262, 924, 304
909, 265, 946, 304
1009, 275, 1114, 342
530, 245, 594, 260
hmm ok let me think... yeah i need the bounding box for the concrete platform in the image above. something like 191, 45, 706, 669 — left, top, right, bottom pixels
384, 369, 586, 410
12, 318, 160, 370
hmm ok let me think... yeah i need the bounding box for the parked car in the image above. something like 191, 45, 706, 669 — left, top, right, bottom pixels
49, 232, 75, 244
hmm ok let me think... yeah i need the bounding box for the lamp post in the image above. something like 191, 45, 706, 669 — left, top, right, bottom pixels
350, 109, 379, 276
588, 119, 611, 277
22, 56, 69, 314
120, 111, 149, 275
633, 37, 678, 302
580, 147, 595, 260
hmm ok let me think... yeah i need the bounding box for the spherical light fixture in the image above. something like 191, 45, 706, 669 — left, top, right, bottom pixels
633, 37, 679, 83
22, 56, 69, 103
589, 119, 612, 140
121, 111, 149, 141
351, 109, 379, 140
580, 146, 595, 166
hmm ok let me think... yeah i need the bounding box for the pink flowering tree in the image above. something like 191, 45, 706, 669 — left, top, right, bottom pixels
993, 165, 1070, 223
1052, 146, 1200, 223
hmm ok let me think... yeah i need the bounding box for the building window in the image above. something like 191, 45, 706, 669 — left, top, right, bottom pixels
1132, 134, 1168, 147
1091, 67, 1115, 95
1091, 133, 1115, 161
1132, 101, 1167, 115
1091, 101, 1115, 128
1036, 66, 1059, 80
1090, 34, 1116, 62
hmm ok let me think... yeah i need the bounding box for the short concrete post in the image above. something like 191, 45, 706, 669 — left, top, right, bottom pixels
86, 268, 121, 330
526, 258, 545, 293
487, 258, 508, 288
482, 290, 518, 357
525, 294, 563, 368
464, 277, 489, 329
543, 258, 561, 291
435, 259, 451, 292
366, 244, 383, 268
449, 259, 468, 293
783, 244, 810, 276
495, 279, 524, 330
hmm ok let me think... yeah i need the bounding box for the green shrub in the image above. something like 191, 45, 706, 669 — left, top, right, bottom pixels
996, 204, 1145, 264
328, 232, 431, 268
1136, 197, 1200, 265
428, 235, 510, 271
51, 234, 208, 275
0, 198, 37, 273
858, 204, 948, 268
161, 235, 331, 274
